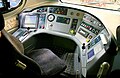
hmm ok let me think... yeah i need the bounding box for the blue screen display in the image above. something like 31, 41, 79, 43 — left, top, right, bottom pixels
88, 49, 94, 59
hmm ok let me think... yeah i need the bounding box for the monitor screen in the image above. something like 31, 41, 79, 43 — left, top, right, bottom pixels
56, 16, 70, 24
23, 15, 37, 28
88, 49, 94, 59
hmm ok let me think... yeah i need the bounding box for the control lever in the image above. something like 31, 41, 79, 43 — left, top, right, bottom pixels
82, 43, 85, 49
23, 27, 30, 36
82, 43, 86, 56
81, 43, 87, 77
27, 27, 30, 32
97, 62, 110, 78
78, 43, 86, 62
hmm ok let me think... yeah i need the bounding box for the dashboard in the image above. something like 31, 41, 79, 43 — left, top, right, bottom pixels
14, 6, 109, 44
12, 5, 112, 77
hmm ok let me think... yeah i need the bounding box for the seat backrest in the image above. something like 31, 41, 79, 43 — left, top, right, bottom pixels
0, 13, 4, 31
0, 13, 41, 77
116, 26, 120, 50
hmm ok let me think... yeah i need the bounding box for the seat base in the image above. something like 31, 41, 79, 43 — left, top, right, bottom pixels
27, 48, 66, 77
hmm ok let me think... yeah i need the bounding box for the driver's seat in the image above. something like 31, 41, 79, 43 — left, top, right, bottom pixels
0, 13, 66, 77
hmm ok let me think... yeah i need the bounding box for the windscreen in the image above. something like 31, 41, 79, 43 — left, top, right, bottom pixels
60, 0, 120, 11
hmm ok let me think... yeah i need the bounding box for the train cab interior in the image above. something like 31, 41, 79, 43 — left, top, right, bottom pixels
0, 0, 120, 78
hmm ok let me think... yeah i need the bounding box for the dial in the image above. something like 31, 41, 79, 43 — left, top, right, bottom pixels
47, 14, 55, 22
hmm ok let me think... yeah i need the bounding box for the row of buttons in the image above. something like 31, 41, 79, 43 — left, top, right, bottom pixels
83, 14, 103, 28
81, 22, 99, 35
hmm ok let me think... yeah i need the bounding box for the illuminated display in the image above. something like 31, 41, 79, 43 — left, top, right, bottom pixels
88, 49, 94, 59
23, 15, 37, 28
56, 16, 70, 24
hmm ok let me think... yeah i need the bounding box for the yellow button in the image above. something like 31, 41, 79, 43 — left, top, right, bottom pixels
70, 30, 74, 34
86, 39, 90, 42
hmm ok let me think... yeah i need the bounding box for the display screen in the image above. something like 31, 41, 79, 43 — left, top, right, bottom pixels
56, 16, 70, 24
88, 49, 94, 59
23, 15, 37, 28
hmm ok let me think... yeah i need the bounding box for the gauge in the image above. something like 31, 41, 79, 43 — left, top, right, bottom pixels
47, 14, 55, 22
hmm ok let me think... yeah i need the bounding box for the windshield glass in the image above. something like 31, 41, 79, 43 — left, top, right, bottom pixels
60, 0, 120, 11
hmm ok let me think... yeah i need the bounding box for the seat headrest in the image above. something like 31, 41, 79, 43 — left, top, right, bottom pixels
0, 13, 4, 31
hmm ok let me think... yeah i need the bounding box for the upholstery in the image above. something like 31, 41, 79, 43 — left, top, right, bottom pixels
27, 48, 66, 76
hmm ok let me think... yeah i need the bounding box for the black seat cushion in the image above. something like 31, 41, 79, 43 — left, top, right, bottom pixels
27, 48, 66, 77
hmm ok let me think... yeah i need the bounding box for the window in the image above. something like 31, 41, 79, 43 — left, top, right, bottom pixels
0, 0, 25, 13
8, 0, 22, 8
0, 0, 4, 8
7, 0, 22, 8
60, 0, 120, 11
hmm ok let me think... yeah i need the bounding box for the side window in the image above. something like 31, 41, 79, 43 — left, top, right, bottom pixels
8, 0, 22, 9
0, 0, 25, 13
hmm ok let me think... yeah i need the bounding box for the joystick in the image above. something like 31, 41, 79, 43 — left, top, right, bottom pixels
82, 43, 86, 56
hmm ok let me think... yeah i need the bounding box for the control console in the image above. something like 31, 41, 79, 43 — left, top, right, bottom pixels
12, 5, 112, 78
